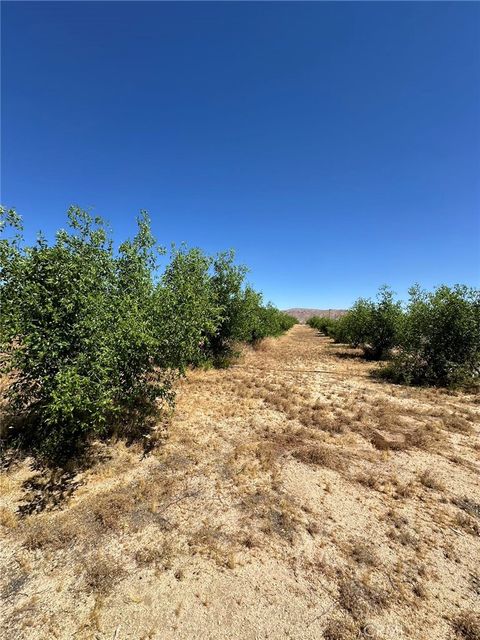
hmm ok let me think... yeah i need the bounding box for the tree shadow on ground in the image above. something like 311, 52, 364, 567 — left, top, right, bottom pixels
331, 349, 364, 360
17, 468, 84, 516
1, 400, 168, 516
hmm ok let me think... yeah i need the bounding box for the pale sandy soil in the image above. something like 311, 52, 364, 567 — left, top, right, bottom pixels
1, 325, 479, 640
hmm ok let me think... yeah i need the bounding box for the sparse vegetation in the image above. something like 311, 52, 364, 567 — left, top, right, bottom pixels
418, 470, 446, 491
2, 2, 478, 637
81, 551, 125, 594
452, 612, 480, 640
292, 444, 345, 471
323, 617, 359, 640
337, 572, 390, 619
347, 539, 379, 567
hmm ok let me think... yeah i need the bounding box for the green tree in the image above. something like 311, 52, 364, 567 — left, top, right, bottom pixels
363, 286, 403, 359
207, 251, 249, 365
155, 246, 219, 370
307, 315, 336, 335
386, 284, 480, 386
0, 207, 170, 459
331, 287, 402, 359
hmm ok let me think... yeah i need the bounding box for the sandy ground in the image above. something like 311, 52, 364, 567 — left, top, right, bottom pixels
1, 325, 479, 640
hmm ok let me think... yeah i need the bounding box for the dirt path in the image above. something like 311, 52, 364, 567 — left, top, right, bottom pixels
1, 325, 479, 639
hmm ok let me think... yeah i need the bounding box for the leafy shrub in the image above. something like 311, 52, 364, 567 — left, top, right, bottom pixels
154, 246, 220, 370
383, 284, 480, 386
362, 286, 403, 360
331, 287, 403, 359
306, 316, 336, 335
206, 252, 295, 364
255, 304, 297, 340
205, 251, 249, 365
326, 316, 348, 343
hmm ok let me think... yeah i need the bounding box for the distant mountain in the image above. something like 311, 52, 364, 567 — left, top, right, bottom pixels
283, 308, 348, 323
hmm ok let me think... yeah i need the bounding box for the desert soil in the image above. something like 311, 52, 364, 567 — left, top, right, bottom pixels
1, 325, 479, 640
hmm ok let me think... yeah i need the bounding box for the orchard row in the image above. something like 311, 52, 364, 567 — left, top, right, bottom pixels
0, 206, 296, 459
308, 284, 479, 387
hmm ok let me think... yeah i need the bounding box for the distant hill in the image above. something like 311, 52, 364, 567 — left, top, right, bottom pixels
283, 308, 348, 323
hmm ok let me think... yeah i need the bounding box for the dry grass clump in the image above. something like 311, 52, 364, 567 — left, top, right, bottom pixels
23, 513, 79, 550
454, 496, 480, 519
188, 525, 227, 565
187, 525, 239, 569
384, 509, 421, 549
21, 463, 183, 552
81, 551, 125, 594
452, 497, 480, 536
392, 479, 415, 500
134, 544, 166, 568
0, 471, 19, 498
240, 488, 303, 543
389, 561, 429, 601
442, 415, 473, 434
470, 573, 480, 595
447, 454, 479, 473
295, 405, 345, 434
405, 424, 441, 451
21, 495, 120, 551
256, 436, 296, 469
0, 506, 18, 529
292, 444, 345, 471
252, 338, 275, 352
387, 516, 420, 549
337, 572, 390, 620
452, 611, 480, 640
454, 512, 480, 536
418, 470, 446, 491
372, 422, 442, 453
323, 617, 359, 640
374, 400, 401, 428
89, 489, 138, 531
263, 505, 301, 543
347, 539, 379, 567
263, 389, 296, 416
355, 471, 384, 491
394, 528, 420, 550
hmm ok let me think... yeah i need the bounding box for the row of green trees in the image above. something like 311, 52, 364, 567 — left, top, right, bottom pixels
307, 284, 480, 387
0, 206, 296, 459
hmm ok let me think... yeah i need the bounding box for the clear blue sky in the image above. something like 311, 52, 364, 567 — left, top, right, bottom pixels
2, 1, 479, 309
